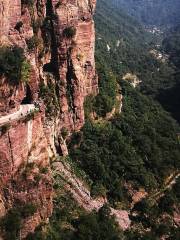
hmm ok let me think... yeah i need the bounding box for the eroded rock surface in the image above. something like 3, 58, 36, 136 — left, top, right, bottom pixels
0, 0, 98, 238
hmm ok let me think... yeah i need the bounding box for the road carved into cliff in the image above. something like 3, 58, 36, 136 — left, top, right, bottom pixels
0, 104, 35, 126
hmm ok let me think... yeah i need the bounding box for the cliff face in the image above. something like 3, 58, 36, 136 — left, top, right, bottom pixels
0, 113, 53, 239
0, 0, 97, 238
51, 0, 98, 131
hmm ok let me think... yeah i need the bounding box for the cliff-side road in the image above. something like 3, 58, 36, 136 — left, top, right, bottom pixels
0, 104, 35, 126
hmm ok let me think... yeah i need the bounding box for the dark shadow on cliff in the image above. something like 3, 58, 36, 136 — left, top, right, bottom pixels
21, 85, 32, 104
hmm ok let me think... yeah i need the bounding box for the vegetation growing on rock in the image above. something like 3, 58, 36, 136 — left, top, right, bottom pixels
63, 27, 76, 39
0, 204, 37, 240
0, 47, 31, 85
70, 81, 180, 203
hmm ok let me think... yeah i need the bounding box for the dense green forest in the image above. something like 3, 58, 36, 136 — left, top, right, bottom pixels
70, 81, 180, 200
95, 0, 180, 123
69, 107, 180, 238
95, 0, 176, 94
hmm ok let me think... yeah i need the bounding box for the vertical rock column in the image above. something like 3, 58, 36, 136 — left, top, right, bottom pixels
0, 1, 53, 239
51, 0, 98, 131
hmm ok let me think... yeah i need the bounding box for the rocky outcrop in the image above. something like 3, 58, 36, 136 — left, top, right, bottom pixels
0, 0, 98, 238
0, 0, 98, 143
122, 73, 141, 88
50, 0, 98, 131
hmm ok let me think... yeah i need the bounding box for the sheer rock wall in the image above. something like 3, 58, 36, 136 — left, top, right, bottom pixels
0, 0, 97, 238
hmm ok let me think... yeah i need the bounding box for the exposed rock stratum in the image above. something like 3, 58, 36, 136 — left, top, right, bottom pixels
0, 0, 98, 238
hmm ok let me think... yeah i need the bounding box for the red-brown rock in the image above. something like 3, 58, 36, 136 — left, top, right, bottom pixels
0, 0, 98, 238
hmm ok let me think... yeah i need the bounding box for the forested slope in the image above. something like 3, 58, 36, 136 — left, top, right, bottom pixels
95, 0, 179, 121
111, 0, 180, 27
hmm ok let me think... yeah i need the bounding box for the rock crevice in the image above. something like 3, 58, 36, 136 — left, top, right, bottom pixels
0, 0, 98, 238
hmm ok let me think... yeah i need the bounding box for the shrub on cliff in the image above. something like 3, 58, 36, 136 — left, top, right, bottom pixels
0, 203, 37, 240
22, 0, 34, 7
0, 123, 11, 135
61, 127, 69, 139
0, 208, 21, 240
15, 21, 23, 31
21, 60, 31, 83
0, 47, 31, 85
26, 36, 41, 51
63, 26, 76, 38
84, 95, 96, 119
39, 81, 59, 117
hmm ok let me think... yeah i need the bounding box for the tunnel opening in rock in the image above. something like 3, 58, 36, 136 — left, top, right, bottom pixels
21, 85, 32, 104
